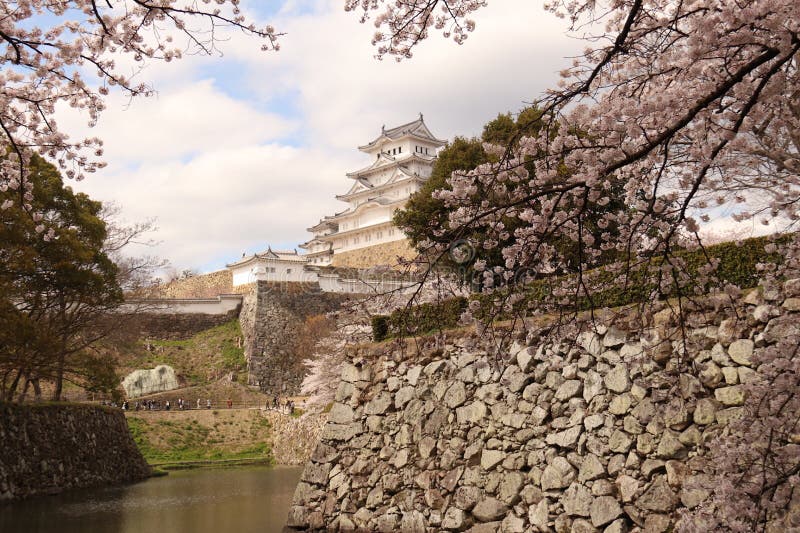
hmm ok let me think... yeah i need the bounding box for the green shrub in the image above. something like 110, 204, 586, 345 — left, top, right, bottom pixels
371, 315, 390, 342
374, 297, 468, 340
375, 234, 789, 339
390, 296, 468, 337
477, 234, 789, 318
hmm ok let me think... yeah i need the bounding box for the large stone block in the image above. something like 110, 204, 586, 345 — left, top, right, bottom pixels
472, 497, 509, 522
121, 365, 179, 398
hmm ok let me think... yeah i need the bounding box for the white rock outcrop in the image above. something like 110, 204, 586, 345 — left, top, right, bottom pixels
122, 365, 179, 398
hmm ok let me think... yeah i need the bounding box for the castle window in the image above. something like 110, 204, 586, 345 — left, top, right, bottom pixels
398, 147, 402, 153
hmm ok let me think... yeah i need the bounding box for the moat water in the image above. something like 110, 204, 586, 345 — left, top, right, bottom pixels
0, 465, 302, 533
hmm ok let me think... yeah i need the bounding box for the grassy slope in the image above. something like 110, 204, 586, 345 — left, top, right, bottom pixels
126, 409, 273, 466
124, 320, 248, 386
119, 321, 282, 467
32, 320, 252, 403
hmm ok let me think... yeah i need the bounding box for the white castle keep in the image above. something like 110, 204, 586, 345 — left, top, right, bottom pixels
225, 115, 444, 289
300, 114, 445, 266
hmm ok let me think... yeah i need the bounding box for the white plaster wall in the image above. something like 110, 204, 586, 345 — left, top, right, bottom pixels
318, 274, 414, 294
232, 266, 256, 286
332, 223, 406, 253
231, 259, 314, 286
359, 206, 391, 227
121, 295, 243, 315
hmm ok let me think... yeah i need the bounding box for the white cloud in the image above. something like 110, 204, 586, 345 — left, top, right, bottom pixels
259, 1, 579, 145
59, 79, 295, 166
79, 143, 358, 271
65, 1, 582, 272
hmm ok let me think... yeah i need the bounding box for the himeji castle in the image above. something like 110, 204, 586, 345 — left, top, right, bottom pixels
301, 114, 446, 266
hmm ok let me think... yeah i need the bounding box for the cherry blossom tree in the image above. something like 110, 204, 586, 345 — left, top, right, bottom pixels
345, 0, 483, 59
0, 0, 280, 222
351, 0, 798, 283
352, 0, 799, 316
351, 0, 799, 529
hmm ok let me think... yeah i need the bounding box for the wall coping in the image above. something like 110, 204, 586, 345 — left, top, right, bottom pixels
125, 294, 244, 305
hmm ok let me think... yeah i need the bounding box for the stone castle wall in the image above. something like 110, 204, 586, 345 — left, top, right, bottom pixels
286, 281, 800, 532
332, 240, 417, 270
122, 308, 240, 341
240, 282, 352, 396
0, 403, 151, 500
156, 269, 237, 298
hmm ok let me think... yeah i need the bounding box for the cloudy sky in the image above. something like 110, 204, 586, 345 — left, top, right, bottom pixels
64, 1, 582, 273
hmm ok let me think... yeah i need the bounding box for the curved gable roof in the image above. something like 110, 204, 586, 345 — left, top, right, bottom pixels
346, 152, 435, 179
358, 114, 446, 152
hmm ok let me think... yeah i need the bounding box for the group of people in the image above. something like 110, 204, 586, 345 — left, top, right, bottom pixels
268, 396, 296, 415
118, 398, 214, 411
109, 396, 298, 414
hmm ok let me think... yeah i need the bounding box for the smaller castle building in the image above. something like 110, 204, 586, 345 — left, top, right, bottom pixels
226, 248, 311, 286
301, 114, 445, 266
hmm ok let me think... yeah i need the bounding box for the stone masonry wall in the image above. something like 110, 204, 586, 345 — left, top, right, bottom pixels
123, 309, 240, 341
332, 240, 417, 270
287, 280, 800, 532
0, 403, 151, 500
155, 269, 237, 298
240, 282, 352, 395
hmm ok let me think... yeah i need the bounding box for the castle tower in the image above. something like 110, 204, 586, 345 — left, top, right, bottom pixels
301, 114, 445, 267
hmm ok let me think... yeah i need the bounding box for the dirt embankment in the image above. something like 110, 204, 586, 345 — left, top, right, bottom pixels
126, 407, 326, 468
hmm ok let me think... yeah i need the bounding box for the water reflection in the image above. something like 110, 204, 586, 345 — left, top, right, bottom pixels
0, 466, 302, 533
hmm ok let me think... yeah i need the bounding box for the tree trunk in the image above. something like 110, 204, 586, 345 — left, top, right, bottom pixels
52, 354, 65, 401
5, 369, 22, 402
52, 299, 67, 401
17, 377, 30, 403
32, 377, 42, 402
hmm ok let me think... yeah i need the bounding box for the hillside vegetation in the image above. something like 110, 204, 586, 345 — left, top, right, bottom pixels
126, 409, 273, 467
121, 319, 247, 387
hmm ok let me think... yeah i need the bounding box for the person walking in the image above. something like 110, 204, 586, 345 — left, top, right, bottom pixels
196, 398, 201, 409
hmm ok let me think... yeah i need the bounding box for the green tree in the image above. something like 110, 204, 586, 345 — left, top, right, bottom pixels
394, 136, 489, 250
481, 112, 517, 146
396, 107, 627, 282
0, 154, 123, 401
395, 109, 544, 283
